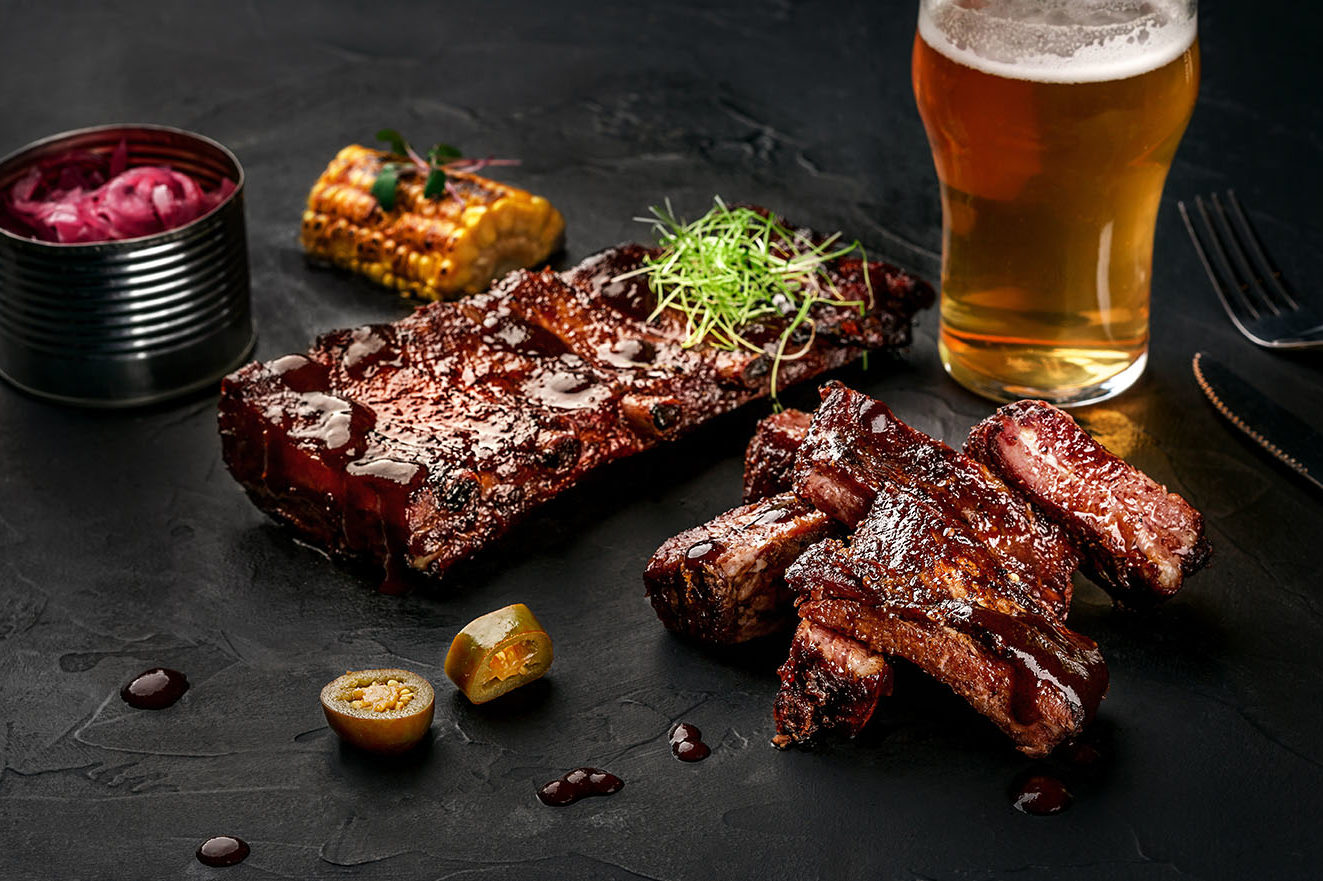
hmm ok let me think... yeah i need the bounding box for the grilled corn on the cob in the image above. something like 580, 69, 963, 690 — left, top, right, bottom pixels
301, 145, 565, 300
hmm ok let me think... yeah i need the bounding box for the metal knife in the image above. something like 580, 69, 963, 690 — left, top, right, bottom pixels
1192, 352, 1323, 493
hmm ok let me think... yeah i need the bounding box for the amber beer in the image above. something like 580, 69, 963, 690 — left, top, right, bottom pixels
913, 0, 1199, 404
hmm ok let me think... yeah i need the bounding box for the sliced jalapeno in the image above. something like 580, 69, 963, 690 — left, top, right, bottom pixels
445, 603, 553, 704
319, 668, 435, 753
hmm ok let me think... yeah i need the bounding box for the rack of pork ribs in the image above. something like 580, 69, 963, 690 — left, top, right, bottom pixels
218, 213, 935, 589
644, 383, 1211, 756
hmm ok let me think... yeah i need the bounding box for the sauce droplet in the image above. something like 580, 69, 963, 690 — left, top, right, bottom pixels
1011, 773, 1072, 816
669, 722, 711, 762
537, 767, 624, 807
596, 338, 657, 368
269, 353, 329, 393
342, 324, 402, 379
583, 248, 657, 322
1061, 740, 1103, 768
196, 835, 249, 867
684, 540, 724, 568
750, 505, 796, 527
120, 668, 189, 710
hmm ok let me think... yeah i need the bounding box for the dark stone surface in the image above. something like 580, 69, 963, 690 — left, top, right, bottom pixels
2, 1, 1321, 878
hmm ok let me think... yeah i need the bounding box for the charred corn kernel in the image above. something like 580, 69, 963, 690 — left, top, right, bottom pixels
445, 603, 553, 704
473, 218, 497, 249
300, 145, 565, 301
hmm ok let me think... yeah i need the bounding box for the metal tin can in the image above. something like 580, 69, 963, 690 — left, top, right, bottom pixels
0, 124, 254, 407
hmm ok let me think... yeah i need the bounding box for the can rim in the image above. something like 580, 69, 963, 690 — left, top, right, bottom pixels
0, 123, 246, 250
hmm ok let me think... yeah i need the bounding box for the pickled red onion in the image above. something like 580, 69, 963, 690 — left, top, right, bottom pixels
1, 140, 235, 244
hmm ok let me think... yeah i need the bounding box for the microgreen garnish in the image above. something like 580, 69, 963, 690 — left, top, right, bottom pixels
369, 129, 519, 212
370, 163, 403, 210
375, 128, 410, 157
613, 198, 872, 402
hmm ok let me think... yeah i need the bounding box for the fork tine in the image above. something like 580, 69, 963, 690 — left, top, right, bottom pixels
1186, 195, 1261, 322
1179, 199, 1249, 326
1224, 189, 1301, 310
1207, 193, 1281, 317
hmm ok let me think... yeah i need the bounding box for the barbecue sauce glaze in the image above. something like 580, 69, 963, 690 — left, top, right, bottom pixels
196, 836, 250, 867
684, 540, 725, 568
269, 353, 430, 595
1010, 773, 1073, 815
751, 504, 798, 527
342, 324, 404, 379
669, 722, 711, 762
537, 768, 624, 806
583, 248, 657, 322
120, 668, 189, 710
962, 606, 1106, 727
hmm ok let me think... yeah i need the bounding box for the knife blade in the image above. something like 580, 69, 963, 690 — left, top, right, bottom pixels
1192, 351, 1323, 493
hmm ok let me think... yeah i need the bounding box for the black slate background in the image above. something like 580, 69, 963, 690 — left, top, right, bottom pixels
2, 2, 1322, 879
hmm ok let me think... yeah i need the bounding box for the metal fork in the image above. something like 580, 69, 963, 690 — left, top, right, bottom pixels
1178, 190, 1323, 349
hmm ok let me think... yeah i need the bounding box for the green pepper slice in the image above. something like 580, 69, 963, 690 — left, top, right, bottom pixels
445, 603, 553, 704
319, 668, 435, 753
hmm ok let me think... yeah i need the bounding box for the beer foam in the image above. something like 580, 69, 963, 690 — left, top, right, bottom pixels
919, 0, 1197, 84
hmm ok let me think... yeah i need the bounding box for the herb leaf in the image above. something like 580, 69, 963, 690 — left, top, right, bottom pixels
428, 143, 463, 163
371, 162, 402, 211
369, 130, 516, 211
375, 129, 410, 157
615, 198, 868, 402
422, 168, 448, 200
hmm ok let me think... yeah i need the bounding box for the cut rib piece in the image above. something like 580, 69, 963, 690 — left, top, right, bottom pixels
743, 409, 812, 503
793, 382, 1078, 618
965, 400, 1211, 608
644, 493, 837, 644
786, 483, 1108, 757
220, 222, 934, 588
772, 620, 893, 747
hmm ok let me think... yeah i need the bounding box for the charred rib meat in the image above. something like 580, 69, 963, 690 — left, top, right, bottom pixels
784, 483, 1109, 756
220, 222, 934, 587
647, 385, 1209, 756
772, 620, 894, 747
644, 493, 837, 644
793, 382, 1078, 618
966, 400, 1211, 607
743, 409, 812, 503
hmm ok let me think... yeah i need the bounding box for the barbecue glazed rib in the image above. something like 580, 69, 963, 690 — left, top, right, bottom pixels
646, 403, 817, 644
772, 620, 893, 746
793, 382, 1078, 617
220, 223, 934, 587
784, 483, 1108, 756
966, 400, 1211, 608
301, 145, 565, 300
645, 493, 837, 643
743, 409, 812, 503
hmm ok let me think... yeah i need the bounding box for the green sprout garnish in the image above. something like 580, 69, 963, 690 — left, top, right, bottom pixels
369, 129, 517, 212
613, 198, 872, 402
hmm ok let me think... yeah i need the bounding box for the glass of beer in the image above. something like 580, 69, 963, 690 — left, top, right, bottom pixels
913, 0, 1199, 405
